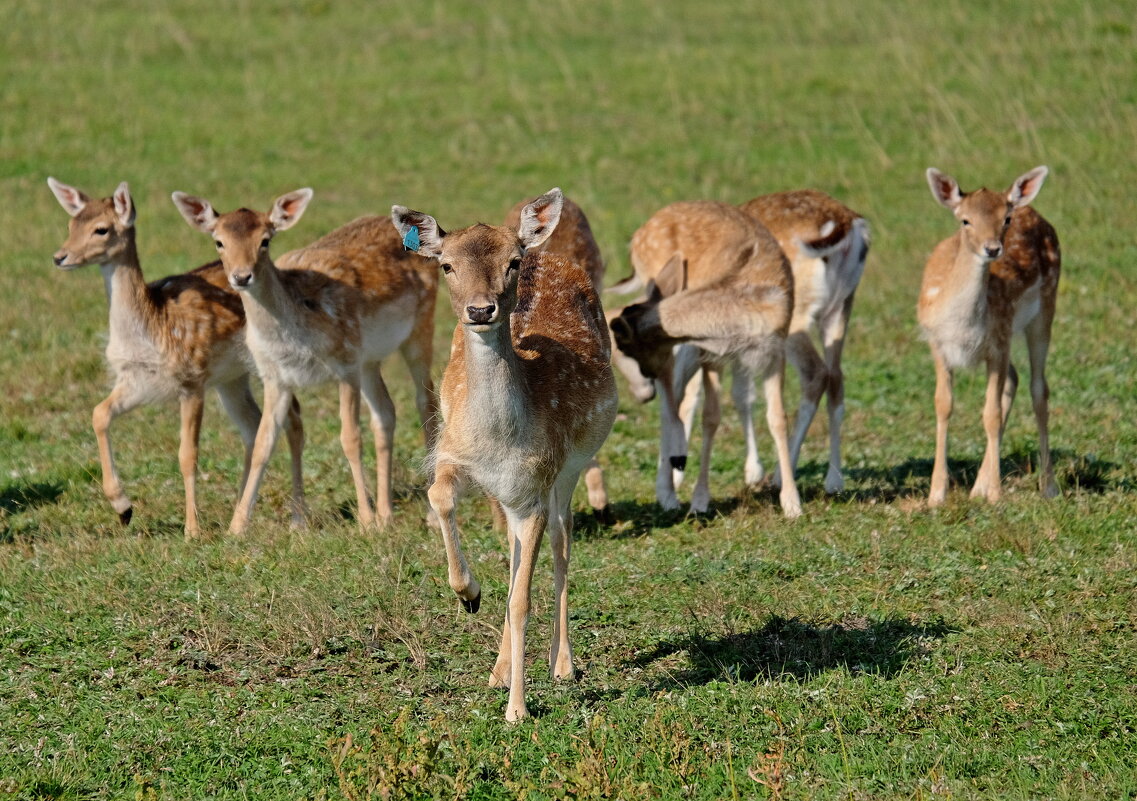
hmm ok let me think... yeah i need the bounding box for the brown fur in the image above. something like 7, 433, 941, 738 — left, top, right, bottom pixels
504, 195, 605, 288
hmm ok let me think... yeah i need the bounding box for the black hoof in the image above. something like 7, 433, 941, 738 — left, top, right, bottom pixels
592, 505, 615, 526
461, 593, 481, 614
119, 507, 133, 526
670, 455, 687, 472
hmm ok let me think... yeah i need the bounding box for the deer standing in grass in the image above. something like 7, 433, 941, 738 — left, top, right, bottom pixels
392, 188, 617, 722
172, 189, 438, 534
609, 201, 802, 518
919, 166, 1060, 506
611, 191, 869, 504
47, 178, 305, 538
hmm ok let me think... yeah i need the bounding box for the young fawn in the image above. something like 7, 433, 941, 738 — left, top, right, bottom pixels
919, 166, 1060, 506
609, 200, 802, 518
393, 188, 617, 722
47, 178, 304, 538
172, 189, 438, 534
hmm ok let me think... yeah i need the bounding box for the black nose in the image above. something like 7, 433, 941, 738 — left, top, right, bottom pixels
53, 253, 67, 266
467, 304, 496, 324
985, 244, 1003, 258
232, 273, 252, 287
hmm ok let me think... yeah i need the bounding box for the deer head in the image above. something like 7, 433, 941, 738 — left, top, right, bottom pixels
926, 166, 1048, 262
48, 177, 136, 269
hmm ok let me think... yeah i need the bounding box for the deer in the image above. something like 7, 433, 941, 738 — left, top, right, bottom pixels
47, 177, 305, 539
392, 188, 618, 722
609, 200, 802, 518
610, 191, 869, 504
919, 166, 1060, 506
171, 188, 438, 534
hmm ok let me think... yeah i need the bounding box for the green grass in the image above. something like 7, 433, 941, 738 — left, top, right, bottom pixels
2, 0, 1137, 798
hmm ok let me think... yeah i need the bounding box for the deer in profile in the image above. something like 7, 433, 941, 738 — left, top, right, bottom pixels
172, 188, 438, 534
47, 178, 305, 538
609, 201, 802, 518
393, 188, 617, 722
919, 166, 1059, 506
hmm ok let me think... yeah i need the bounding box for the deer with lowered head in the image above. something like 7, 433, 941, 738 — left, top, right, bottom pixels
919, 166, 1060, 506
47, 177, 305, 538
392, 188, 617, 722
172, 188, 438, 534
609, 200, 802, 518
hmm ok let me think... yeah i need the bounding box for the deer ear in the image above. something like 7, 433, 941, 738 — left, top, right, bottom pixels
390, 206, 446, 258
171, 192, 220, 233
1008, 166, 1048, 209
654, 252, 688, 297
47, 177, 90, 217
270, 188, 313, 231
517, 187, 563, 250
112, 182, 136, 228
926, 168, 962, 210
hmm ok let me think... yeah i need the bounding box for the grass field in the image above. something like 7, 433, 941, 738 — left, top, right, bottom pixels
3, 0, 1137, 798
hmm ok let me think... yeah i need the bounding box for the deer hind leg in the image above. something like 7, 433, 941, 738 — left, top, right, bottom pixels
972, 349, 1009, 503
177, 391, 206, 540
400, 332, 441, 528
762, 354, 802, 518
230, 381, 295, 534
548, 470, 579, 681
91, 382, 146, 527
928, 350, 954, 507
730, 362, 764, 486
1025, 313, 1058, 498
689, 366, 722, 514
361, 367, 396, 527
282, 397, 308, 528
784, 328, 828, 489
582, 459, 609, 515
338, 378, 376, 529
820, 293, 855, 494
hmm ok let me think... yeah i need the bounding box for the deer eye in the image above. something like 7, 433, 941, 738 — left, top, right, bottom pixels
214, 240, 224, 250
1004, 216, 1012, 227
960, 219, 971, 227
260, 237, 270, 249
507, 258, 521, 272
94, 227, 109, 236
441, 263, 453, 274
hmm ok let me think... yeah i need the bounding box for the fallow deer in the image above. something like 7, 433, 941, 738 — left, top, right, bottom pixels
919, 166, 1060, 506
392, 188, 617, 722
609, 201, 802, 518
47, 178, 305, 539
172, 189, 438, 534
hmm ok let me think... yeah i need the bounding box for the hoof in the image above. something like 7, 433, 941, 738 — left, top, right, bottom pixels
118, 507, 133, 526
461, 593, 481, 614
592, 504, 615, 526
669, 455, 687, 472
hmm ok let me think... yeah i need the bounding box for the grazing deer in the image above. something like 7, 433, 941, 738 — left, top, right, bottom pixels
609, 201, 802, 518
47, 178, 305, 539
919, 166, 1060, 506
611, 191, 869, 502
392, 188, 617, 722
172, 189, 438, 534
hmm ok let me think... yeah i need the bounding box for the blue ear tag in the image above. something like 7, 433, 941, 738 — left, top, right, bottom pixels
403, 225, 420, 251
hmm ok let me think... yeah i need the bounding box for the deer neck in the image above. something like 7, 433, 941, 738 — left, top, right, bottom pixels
235, 261, 290, 329
943, 241, 993, 322
459, 320, 529, 440
99, 236, 151, 327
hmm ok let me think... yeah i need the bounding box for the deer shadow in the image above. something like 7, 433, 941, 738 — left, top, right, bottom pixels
1, 480, 66, 543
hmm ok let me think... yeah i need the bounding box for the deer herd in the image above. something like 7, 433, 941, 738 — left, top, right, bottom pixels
46, 167, 1060, 721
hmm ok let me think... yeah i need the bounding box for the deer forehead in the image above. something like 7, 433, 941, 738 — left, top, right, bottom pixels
443, 224, 522, 270
72, 198, 118, 228
216, 208, 272, 243
956, 189, 1012, 227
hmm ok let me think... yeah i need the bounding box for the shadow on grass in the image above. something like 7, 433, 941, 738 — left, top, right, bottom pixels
574, 497, 726, 541
628, 614, 955, 687
1, 480, 66, 543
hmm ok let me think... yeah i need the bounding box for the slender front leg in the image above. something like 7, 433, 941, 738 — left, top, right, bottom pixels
689, 367, 722, 514
427, 461, 480, 609
784, 329, 828, 485
582, 459, 608, 512
230, 381, 295, 534
91, 383, 144, 526
928, 350, 954, 507
654, 363, 683, 510
762, 355, 802, 518
361, 367, 396, 526
177, 391, 206, 540
213, 376, 260, 498
490, 520, 516, 689
548, 472, 579, 681
821, 295, 854, 494
282, 397, 308, 528
338, 378, 376, 529
730, 363, 764, 486
1025, 314, 1058, 498
506, 508, 548, 722
672, 346, 703, 489
972, 351, 1008, 503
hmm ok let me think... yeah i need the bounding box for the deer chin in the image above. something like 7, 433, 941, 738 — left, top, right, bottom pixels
463, 319, 502, 333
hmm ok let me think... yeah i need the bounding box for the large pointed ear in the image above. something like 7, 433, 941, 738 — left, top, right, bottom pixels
926, 168, 962, 210
517, 187, 563, 250
269, 188, 313, 231
171, 192, 220, 233
112, 182, 136, 228
47, 177, 89, 217
391, 206, 446, 259
1008, 166, 1048, 209
653, 252, 688, 298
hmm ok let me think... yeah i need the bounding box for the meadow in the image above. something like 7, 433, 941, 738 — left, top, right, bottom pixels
2, 0, 1136, 798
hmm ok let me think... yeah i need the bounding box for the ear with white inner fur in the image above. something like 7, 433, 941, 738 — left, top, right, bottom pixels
926, 168, 962, 211
653, 252, 688, 298
1008, 166, 1049, 209
47, 177, 89, 217
390, 206, 446, 259
171, 192, 220, 233
269, 188, 313, 232
517, 187, 563, 251
113, 182, 136, 228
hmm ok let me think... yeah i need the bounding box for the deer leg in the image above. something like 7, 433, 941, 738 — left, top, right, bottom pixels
730, 362, 764, 486
282, 397, 308, 528
230, 381, 294, 534
361, 367, 396, 527
428, 461, 480, 611
582, 459, 609, 513
689, 366, 722, 514
928, 351, 954, 507
784, 329, 829, 488
505, 506, 549, 722
972, 350, 1009, 503
762, 355, 802, 518
1001, 363, 1019, 433
672, 345, 702, 488
821, 295, 853, 494
214, 376, 260, 498
1025, 314, 1058, 498
338, 378, 376, 529
400, 331, 441, 528
654, 366, 682, 511
91, 383, 145, 526
490, 517, 515, 688
549, 470, 579, 681
177, 391, 206, 540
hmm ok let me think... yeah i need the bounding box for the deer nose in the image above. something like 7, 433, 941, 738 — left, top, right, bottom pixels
466, 304, 496, 324
984, 243, 1003, 259
231, 272, 253, 288
53, 251, 68, 267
